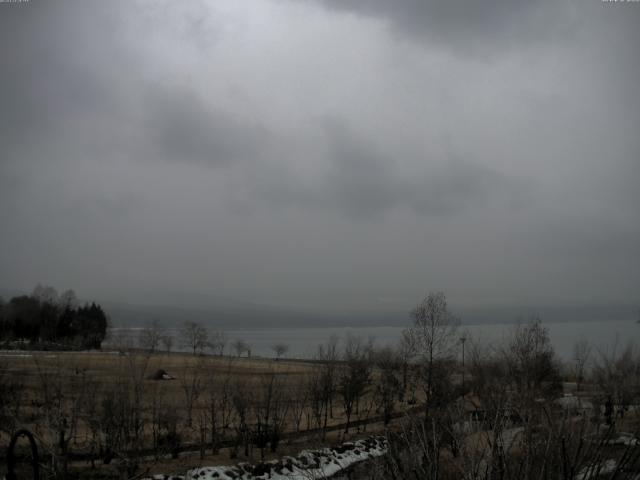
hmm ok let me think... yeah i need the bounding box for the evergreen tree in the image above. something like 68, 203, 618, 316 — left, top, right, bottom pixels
0, 286, 108, 350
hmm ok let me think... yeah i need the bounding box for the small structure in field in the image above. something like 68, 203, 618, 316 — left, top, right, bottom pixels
147, 369, 174, 380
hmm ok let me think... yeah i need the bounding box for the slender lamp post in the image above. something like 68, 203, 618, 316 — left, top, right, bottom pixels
460, 335, 467, 391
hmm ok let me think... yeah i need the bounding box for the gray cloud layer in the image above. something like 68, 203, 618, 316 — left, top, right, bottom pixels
318, 0, 577, 56
261, 117, 519, 218
1, 0, 638, 313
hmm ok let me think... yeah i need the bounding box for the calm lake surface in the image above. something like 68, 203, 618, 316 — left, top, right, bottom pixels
109, 319, 639, 361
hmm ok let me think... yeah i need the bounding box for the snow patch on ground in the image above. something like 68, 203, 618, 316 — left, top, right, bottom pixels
144, 436, 387, 480
575, 459, 617, 480
498, 427, 524, 451
606, 432, 639, 446
555, 395, 594, 411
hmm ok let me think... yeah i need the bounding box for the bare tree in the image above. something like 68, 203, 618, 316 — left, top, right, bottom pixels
160, 334, 174, 355
32, 284, 59, 304
139, 319, 162, 353
593, 341, 639, 422
108, 327, 135, 353
230, 378, 250, 458
98, 352, 150, 473
315, 336, 339, 438
210, 330, 227, 356
232, 339, 247, 357
376, 329, 618, 480
410, 292, 459, 418
289, 381, 310, 433
503, 317, 561, 406
181, 320, 208, 356
252, 370, 289, 460
307, 367, 326, 434
467, 337, 511, 420
573, 337, 592, 392
179, 358, 205, 434
373, 346, 401, 425
0, 360, 25, 442
58, 289, 78, 310
204, 360, 235, 455
148, 380, 167, 460
397, 328, 417, 400
78, 373, 103, 469
32, 354, 105, 477
338, 335, 372, 433
271, 342, 289, 360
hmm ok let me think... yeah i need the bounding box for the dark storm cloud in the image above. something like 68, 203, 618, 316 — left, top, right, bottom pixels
142, 87, 271, 166
0, 0, 272, 180
280, 118, 521, 218
316, 0, 576, 55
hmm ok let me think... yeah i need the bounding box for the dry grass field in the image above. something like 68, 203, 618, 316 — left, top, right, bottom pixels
0, 349, 402, 479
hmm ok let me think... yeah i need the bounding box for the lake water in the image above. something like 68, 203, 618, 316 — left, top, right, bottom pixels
108, 319, 639, 361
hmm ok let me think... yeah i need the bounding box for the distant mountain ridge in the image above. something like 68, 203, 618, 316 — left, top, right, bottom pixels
1, 287, 636, 329
102, 302, 638, 329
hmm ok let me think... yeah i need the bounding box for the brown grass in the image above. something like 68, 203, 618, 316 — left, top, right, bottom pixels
0, 349, 399, 478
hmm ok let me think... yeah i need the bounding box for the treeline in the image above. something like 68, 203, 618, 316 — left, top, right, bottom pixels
0, 285, 108, 350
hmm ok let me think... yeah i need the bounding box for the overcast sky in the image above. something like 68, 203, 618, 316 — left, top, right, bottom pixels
1, 0, 638, 312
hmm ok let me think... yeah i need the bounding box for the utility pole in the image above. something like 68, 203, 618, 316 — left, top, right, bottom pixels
460, 335, 467, 392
